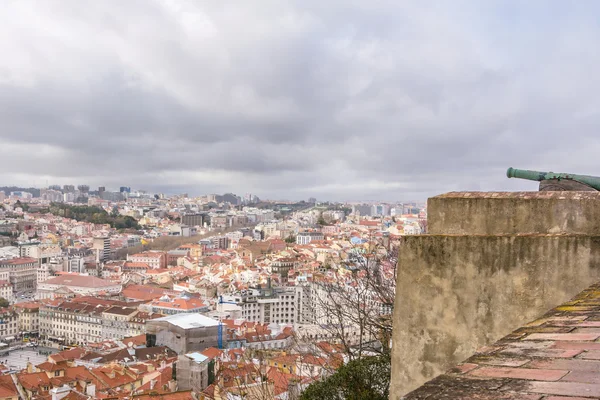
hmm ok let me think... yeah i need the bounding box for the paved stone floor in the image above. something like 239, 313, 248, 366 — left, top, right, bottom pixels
0, 347, 56, 371
404, 283, 600, 399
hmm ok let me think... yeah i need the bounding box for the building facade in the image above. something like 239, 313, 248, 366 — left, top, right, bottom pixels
296, 232, 324, 245
36, 275, 121, 300
0, 257, 38, 293
146, 313, 220, 354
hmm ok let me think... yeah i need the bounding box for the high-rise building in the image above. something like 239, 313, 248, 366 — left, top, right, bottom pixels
372, 204, 390, 216
352, 204, 372, 216
98, 186, 106, 193
77, 185, 90, 194
119, 186, 131, 193
65, 256, 85, 273
63, 185, 75, 193
181, 213, 207, 227
92, 237, 111, 263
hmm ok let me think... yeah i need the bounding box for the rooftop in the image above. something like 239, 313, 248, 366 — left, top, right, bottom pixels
405, 282, 600, 399
185, 352, 209, 363
42, 275, 118, 288
152, 313, 219, 329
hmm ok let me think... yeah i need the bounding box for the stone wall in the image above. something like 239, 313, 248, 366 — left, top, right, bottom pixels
391, 191, 600, 398
428, 191, 600, 235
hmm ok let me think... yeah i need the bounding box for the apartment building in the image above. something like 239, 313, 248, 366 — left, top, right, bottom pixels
148, 295, 210, 316
0, 281, 13, 303
18, 242, 61, 264
39, 300, 159, 346
0, 309, 19, 342
0, 257, 38, 292
222, 285, 305, 325
37, 275, 121, 300
101, 306, 141, 340
14, 302, 39, 336
127, 252, 167, 269
92, 236, 111, 263
296, 232, 324, 245
39, 301, 105, 345
181, 213, 207, 227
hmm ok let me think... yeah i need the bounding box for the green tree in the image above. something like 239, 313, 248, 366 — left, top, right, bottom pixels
317, 216, 327, 226
15, 200, 29, 211
285, 235, 296, 244
0, 298, 10, 308
300, 355, 390, 400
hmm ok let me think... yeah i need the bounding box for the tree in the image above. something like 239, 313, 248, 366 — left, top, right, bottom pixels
14, 200, 29, 211
0, 298, 10, 308
285, 235, 296, 244
317, 216, 327, 226
305, 238, 397, 360
300, 355, 390, 400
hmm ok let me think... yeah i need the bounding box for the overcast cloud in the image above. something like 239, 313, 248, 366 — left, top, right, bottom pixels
1, 0, 600, 201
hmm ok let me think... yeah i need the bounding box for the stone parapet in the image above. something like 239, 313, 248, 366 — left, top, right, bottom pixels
428, 191, 600, 235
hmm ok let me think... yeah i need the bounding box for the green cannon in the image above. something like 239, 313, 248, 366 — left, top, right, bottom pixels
506, 167, 600, 191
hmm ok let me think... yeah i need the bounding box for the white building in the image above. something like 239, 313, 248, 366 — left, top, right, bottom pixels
296, 232, 324, 245
37, 275, 121, 299
0, 280, 13, 303
222, 286, 307, 325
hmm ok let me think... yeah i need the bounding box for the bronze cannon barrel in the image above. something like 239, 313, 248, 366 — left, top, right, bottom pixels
507, 167, 600, 191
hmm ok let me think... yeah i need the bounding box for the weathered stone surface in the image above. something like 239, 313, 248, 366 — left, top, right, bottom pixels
391, 234, 600, 397
399, 283, 600, 399
428, 191, 600, 235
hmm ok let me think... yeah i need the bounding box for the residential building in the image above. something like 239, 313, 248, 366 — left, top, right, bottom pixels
0, 281, 13, 303
127, 251, 167, 269
181, 213, 207, 227
37, 275, 122, 299
39, 301, 106, 345
39, 299, 159, 346
64, 256, 85, 273
14, 302, 39, 337
101, 306, 141, 340
372, 204, 390, 216
211, 236, 229, 250
0, 257, 38, 293
18, 242, 61, 264
222, 285, 304, 325
0, 309, 19, 342
296, 232, 324, 245
93, 237, 111, 263
148, 294, 210, 316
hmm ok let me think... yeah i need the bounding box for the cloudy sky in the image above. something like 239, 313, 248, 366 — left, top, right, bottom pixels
1, 1, 599, 201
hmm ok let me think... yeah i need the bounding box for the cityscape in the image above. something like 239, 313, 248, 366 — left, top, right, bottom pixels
3, 1, 600, 399
0, 186, 424, 399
